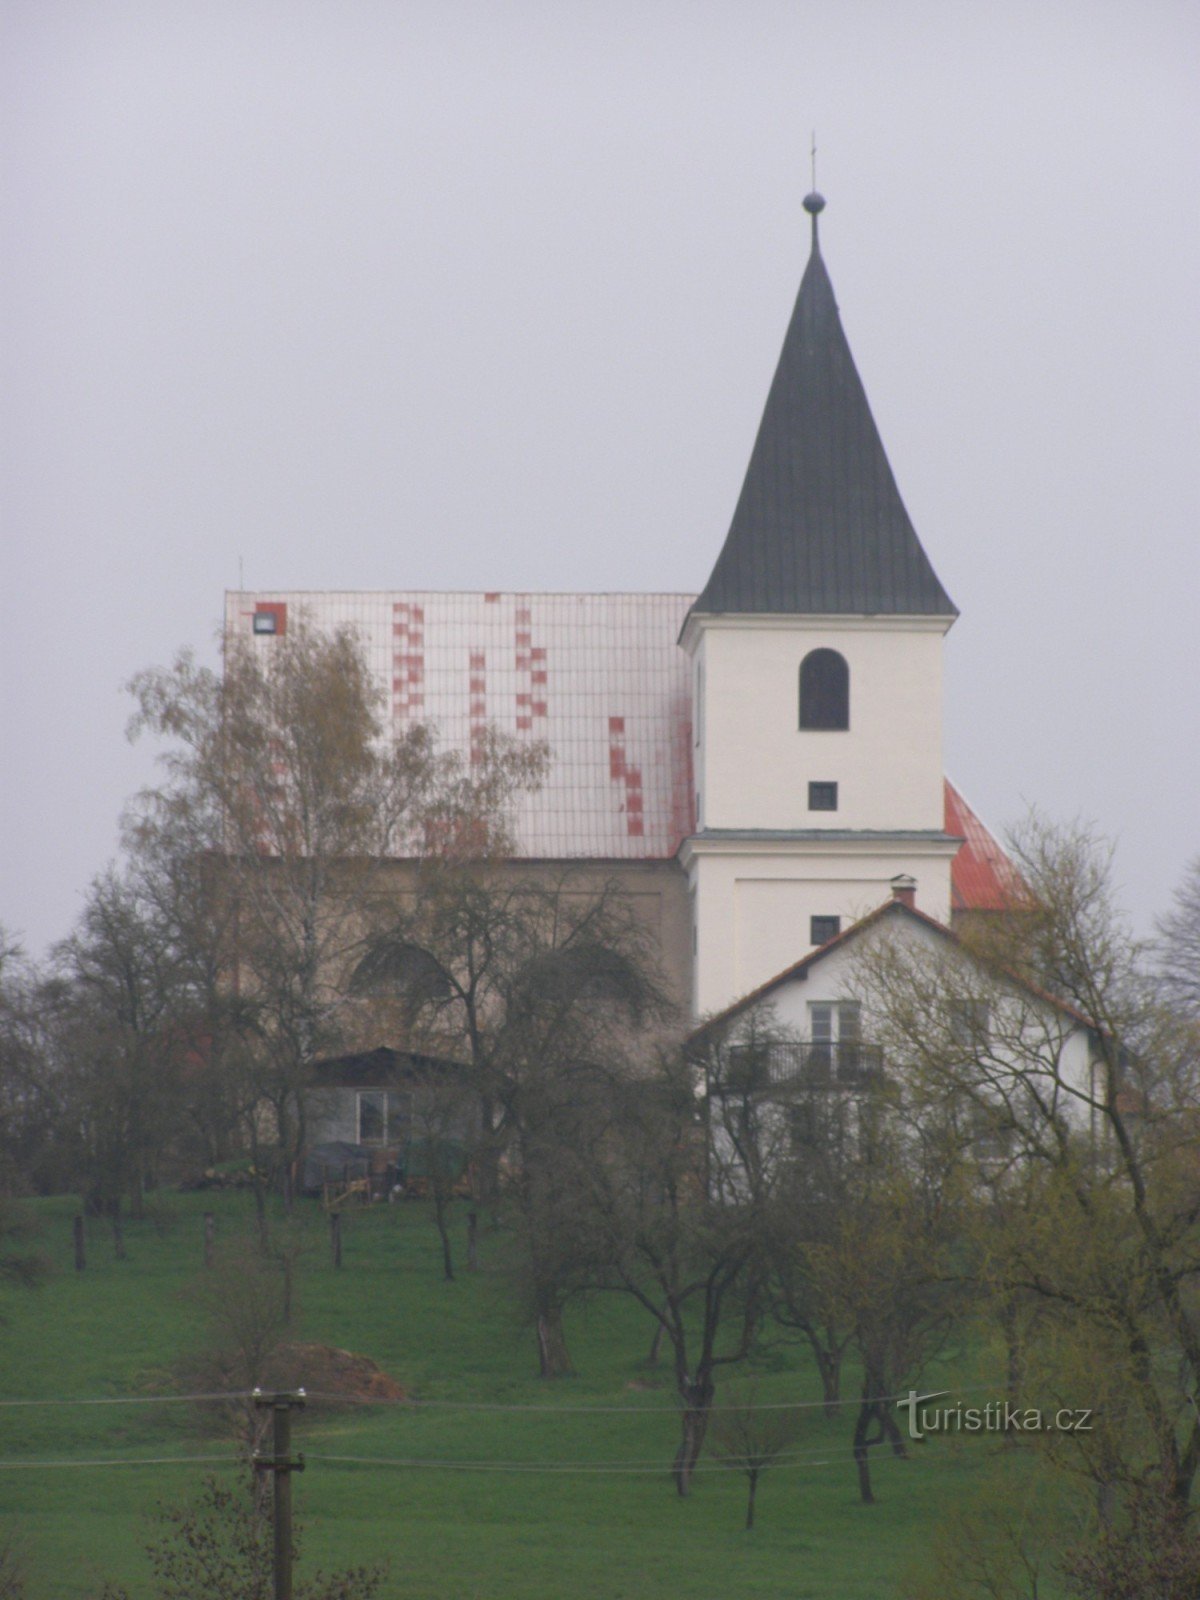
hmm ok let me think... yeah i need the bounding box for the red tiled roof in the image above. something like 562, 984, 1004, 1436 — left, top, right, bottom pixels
945, 779, 1022, 912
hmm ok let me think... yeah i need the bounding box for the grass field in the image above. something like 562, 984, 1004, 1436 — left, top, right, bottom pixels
0, 1192, 1050, 1598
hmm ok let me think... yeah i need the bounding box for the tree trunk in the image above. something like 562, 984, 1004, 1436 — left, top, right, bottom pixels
800, 1324, 842, 1418
745, 1469, 759, 1530
434, 1193, 455, 1282
646, 1319, 666, 1367
880, 1407, 908, 1459
536, 1305, 573, 1379
853, 1399, 883, 1504
109, 1198, 127, 1261
673, 1378, 714, 1496
1001, 1295, 1023, 1402
466, 1211, 478, 1271
252, 1178, 270, 1252
817, 1348, 841, 1418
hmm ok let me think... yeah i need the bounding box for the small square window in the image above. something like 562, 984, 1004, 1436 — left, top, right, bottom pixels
808, 781, 838, 812
253, 611, 278, 635
811, 915, 841, 946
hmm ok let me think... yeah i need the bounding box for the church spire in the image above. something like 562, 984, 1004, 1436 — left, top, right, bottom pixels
690, 195, 956, 619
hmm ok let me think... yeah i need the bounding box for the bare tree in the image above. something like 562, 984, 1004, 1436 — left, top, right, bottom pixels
356, 862, 669, 1376
1156, 853, 1200, 1019
183, 1236, 291, 1458
53, 870, 189, 1253
575, 1050, 777, 1495
403, 1059, 477, 1282
709, 1381, 800, 1530
0, 933, 71, 1198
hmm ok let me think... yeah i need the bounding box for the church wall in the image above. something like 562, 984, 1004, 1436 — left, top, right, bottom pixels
692, 617, 947, 833
370, 854, 693, 1023
685, 843, 955, 1017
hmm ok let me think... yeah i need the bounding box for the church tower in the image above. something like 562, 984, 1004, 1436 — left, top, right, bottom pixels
680, 193, 961, 1016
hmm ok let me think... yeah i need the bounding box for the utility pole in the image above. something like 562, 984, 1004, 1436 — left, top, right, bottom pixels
253, 1389, 306, 1600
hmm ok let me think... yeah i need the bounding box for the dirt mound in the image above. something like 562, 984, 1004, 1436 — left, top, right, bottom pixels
264, 1343, 406, 1403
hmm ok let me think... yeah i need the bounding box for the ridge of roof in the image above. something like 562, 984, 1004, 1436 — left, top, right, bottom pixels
687, 897, 1097, 1046
690, 213, 956, 621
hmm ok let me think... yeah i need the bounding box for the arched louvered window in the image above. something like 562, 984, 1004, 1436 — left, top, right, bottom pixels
799, 649, 849, 730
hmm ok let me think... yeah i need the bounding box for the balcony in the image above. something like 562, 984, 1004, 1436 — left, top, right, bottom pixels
719, 1040, 885, 1093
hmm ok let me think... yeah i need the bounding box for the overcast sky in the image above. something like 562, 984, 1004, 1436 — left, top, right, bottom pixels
3, 0, 1198, 956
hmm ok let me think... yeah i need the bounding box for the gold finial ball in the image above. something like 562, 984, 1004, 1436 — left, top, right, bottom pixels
803, 191, 826, 216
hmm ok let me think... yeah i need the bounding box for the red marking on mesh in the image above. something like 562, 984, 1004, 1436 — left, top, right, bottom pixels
392, 602, 426, 721
254, 601, 288, 635
607, 718, 646, 838
513, 603, 549, 733
467, 645, 488, 763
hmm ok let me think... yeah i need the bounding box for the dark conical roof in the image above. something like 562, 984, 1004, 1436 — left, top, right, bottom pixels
691, 212, 956, 619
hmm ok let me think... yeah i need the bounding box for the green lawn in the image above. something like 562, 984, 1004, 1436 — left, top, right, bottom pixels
1, 1193, 1048, 1598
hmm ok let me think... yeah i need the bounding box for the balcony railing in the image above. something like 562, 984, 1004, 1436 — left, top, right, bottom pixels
717, 1040, 885, 1093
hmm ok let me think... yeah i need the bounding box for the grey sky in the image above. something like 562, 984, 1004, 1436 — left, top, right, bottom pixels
3, 0, 1198, 954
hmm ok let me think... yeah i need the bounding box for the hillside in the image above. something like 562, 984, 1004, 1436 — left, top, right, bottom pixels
1, 1192, 1035, 1599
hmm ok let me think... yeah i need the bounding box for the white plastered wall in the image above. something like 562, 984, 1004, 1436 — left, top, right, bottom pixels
687, 615, 949, 832
684, 840, 957, 1017
728, 915, 1096, 1121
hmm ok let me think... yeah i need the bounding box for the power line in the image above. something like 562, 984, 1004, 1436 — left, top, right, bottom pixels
0, 1454, 237, 1470
296, 1383, 998, 1414
0, 1381, 1003, 1415
0, 1391, 252, 1409
0, 1444, 980, 1478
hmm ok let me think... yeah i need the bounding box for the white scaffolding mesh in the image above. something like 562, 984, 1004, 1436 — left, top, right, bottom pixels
225, 590, 697, 860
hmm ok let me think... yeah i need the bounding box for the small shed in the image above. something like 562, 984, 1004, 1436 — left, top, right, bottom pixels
303, 1047, 477, 1198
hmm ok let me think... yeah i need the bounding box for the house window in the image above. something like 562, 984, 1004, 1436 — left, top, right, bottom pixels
799, 649, 849, 730
808, 1001, 869, 1083
949, 1000, 991, 1052
253, 611, 278, 635
356, 1090, 411, 1146
810, 915, 841, 946
809, 1001, 861, 1044
808, 781, 838, 812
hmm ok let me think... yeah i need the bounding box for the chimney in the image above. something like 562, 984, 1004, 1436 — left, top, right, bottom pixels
890, 874, 917, 909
